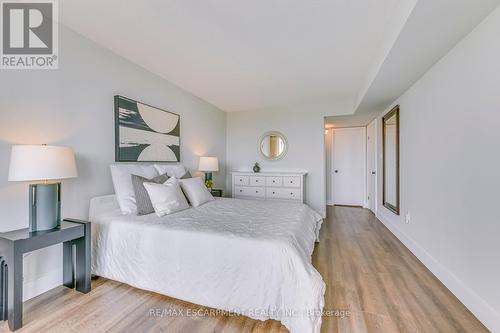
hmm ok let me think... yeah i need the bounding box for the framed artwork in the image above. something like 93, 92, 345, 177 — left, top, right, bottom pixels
114, 95, 180, 162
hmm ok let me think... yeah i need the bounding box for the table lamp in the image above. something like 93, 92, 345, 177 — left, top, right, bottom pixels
8, 145, 78, 232
198, 156, 219, 189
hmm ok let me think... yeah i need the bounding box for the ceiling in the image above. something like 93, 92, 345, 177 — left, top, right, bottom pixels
355, 0, 500, 115
60, 1, 500, 114
60, 0, 402, 112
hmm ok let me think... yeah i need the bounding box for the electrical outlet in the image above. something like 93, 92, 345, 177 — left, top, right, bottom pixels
405, 212, 411, 224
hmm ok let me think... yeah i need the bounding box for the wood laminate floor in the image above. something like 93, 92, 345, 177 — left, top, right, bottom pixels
0, 206, 487, 333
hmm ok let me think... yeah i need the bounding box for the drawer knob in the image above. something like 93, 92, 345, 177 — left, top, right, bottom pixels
256, 191, 259, 193
256, 180, 259, 182
290, 181, 293, 183
273, 180, 275, 183
290, 192, 293, 195
240, 179, 242, 181
239, 190, 242, 192
272, 191, 275, 194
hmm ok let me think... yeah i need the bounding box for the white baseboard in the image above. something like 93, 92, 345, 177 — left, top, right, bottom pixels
376, 210, 500, 332
23, 269, 63, 302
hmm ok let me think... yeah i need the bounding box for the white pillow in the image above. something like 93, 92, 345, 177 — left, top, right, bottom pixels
154, 163, 187, 178
110, 164, 159, 214
143, 177, 189, 217
179, 177, 214, 207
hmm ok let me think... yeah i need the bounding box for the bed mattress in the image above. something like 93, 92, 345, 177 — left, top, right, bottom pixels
89, 195, 325, 333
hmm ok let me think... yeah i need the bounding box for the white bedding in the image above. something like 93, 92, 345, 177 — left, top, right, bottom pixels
90, 195, 325, 333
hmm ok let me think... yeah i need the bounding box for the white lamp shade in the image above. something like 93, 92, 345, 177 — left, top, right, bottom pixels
198, 156, 219, 172
8, 145, 78, 182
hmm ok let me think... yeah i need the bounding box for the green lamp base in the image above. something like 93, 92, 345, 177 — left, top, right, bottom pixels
204, 172, 213, 189
29, 183, 61, 232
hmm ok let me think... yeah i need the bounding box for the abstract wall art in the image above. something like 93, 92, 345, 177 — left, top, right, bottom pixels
114, 95, 180, 162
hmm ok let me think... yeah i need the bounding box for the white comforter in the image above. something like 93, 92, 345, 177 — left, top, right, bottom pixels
89, 196, 325, 333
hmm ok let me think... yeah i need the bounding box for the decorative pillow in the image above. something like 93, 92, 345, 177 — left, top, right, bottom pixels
154, 163, 186, 178
131, 173, 170, 215
178, 170, 193, 203
143, 177, 190, 217
179, 177, 214, 207
180, 170, 192, 179
110, 164, 158, 214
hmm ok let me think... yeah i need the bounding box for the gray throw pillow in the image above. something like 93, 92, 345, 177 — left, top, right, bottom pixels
131, 173, 170, 215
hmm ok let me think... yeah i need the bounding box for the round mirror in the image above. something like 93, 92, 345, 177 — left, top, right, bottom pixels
259, 131, 288, 161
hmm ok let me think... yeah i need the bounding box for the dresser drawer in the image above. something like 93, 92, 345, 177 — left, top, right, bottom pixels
234, 175, 249, 186
266, 187, 282, 199
266, 188, 301, 201
283, 176, 301, 188
234, 186, 266, 199
266, 176, 283, 186
281, 188, 301, 201
249, 176, 266, 186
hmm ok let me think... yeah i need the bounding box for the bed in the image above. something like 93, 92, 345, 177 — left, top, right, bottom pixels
89, 195, 325, 333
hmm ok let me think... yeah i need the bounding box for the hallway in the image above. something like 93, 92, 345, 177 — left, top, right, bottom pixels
314, 206, 486, 332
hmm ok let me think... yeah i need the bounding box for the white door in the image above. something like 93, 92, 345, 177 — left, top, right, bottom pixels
332, 127, 366, 206
367, 120, 377, 213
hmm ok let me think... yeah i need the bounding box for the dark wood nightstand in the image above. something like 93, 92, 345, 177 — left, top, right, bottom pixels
0, 219, 91, 331
211, 189, 223, 197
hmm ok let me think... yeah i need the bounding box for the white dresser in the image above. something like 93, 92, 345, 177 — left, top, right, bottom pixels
231, 172, 306, 202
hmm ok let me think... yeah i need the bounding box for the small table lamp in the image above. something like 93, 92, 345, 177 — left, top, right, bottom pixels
8, 145, 78, 232
198, 156, 219, 189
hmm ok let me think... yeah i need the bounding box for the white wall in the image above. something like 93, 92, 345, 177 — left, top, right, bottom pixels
375, 6, 500, 331
226, 103, 350, 218
0, 26, 226, 300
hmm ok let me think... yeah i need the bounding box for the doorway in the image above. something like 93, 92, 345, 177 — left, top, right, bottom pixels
331, 127, 366, 206
366, 119, 377, 213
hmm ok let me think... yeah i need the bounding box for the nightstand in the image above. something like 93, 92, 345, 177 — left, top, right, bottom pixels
211, 189, 223, 197
0, 219, 91, 331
